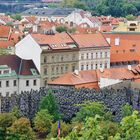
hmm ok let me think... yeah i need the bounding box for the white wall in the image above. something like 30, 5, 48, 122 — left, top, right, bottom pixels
0, 78, 18, 96
19, 77, 40, 93
99, 78, 122, 88
0, 77, 40, 96
15, 34, 42, 73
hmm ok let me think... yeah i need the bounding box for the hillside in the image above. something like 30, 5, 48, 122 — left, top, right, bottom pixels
61, 0, 140, 17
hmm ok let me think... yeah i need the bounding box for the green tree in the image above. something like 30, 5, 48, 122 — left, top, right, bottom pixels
11, 106, 21, 119
39, 89, 60, 121
126, 14, 136, 21
113, 111, 140, 139
9, 117, 34, 140
56, 26, 68, 33
48, 121, 73, 138
121, 103, 133, 118
73, 102, 109, 122
34, 109, 53, 137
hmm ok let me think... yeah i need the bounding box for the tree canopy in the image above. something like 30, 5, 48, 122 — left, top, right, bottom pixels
61, 0, 140, 17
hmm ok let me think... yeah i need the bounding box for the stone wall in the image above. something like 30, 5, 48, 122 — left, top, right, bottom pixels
1, 86, 140, 122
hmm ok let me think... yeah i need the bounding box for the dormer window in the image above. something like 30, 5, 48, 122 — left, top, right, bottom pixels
3, 70, 9, 74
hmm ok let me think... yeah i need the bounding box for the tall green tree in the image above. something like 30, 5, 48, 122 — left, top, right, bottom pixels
39, 89, 61, 121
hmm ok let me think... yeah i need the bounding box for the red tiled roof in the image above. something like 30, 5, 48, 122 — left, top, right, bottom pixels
0, 25, 11, 38
71, 32, 110, 48
0, 55, 39, 76
48, 66, 140, 88
103, 33, 140, 63
32, 32, 77, 50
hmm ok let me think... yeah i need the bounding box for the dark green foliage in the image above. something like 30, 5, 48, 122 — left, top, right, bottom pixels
56, 26, 68, 33
61, 0, 140, 17
73, 102, 110, 122
121, 103, 133, 117
34, 109, 53, 137
39, 89, 61, 121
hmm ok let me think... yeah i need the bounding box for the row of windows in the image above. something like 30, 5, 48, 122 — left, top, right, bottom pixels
80, 63, 108, 70
81, 52, 109, 60
43, 54, 77, 63
44, 65, 76, 75
0, 80, 37, 88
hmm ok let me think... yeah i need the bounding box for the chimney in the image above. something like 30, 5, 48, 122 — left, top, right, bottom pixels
128, 65, 132, 71
74, 69, 79, 75
115, 37, 120, 46
100, 68, 104, 73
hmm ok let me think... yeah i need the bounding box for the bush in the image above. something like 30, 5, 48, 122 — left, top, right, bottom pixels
34, 109, 53, 137
49, 121, 73, 138
73, 102, 107, 122
8, 117, 34, 140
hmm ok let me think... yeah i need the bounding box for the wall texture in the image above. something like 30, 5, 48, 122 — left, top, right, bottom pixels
0, 86, 140, 122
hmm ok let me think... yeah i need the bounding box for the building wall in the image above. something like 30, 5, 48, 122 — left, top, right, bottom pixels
0, 78, 18, 96
15, 34, 42, 73
0, 76, 40, 96
19, 77, 40, 93
41, 50, 79, 86
78, 47, 110, 71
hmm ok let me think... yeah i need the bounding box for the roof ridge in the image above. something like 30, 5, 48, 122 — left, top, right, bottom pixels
18, 59, 23, 75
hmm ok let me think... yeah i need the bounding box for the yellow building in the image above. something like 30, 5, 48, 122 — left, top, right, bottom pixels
113, 21, 140, 32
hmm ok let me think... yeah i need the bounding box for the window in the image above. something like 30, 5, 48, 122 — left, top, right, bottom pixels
44, 80, 47, 86
86, 53, 89, 59
81, 54, 84, 60
91, 53, 93, 59
105, 52, 107, 57
61, 56, 63, 61
52, 67, 54, 75
72, 65, 75, 72
95, 64, 98, 69
3, 70, 9, 74
6, 81, 9, 87
44, 68, 47, 75
56, 67, 59, 74
96, 52, 98, 58
52, 56, 54, 62
81, 65, 84, 70
65, 66, 68, 72
44, 56, 47, 63
61, 67, 63, 74
105, 63, 108, 68
13, 80, 17, 86
0, 81, 1, 87
100, 63, 102, 68
26, 80, 29, 86
100, 52, 102, 58
33, 80, 37, 86
91, 64, 93, 69
86, 64, 89, 70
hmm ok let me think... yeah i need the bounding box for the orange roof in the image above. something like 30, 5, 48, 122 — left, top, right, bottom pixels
104, 33, 140, 63
0, 40, 14, 48
48, 66, 140, 88
71, 32, 110, 48
49, 70, 98, 86
24, 16, 37, 24
0, 25, 11, 38
32, 32, 77, 50
111, 52, 140, 63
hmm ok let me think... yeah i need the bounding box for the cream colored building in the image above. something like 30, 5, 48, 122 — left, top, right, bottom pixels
16, 32, 110, 87
71, 33, 110, 71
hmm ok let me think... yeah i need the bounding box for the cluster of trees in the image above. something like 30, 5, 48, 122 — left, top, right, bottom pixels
0, 90, 140, 140
61, 0, 140, 17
